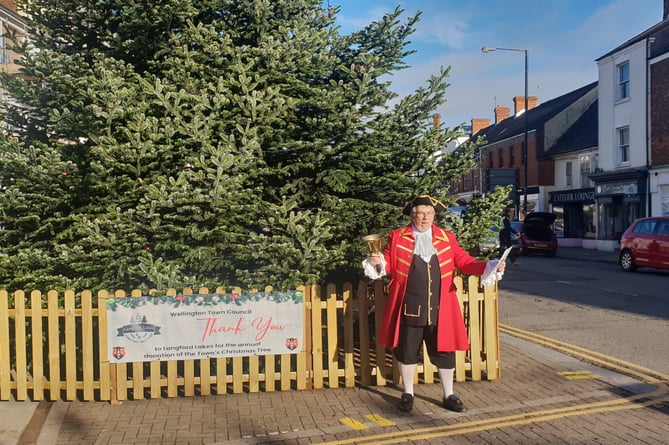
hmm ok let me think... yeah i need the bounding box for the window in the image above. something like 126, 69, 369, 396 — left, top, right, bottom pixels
0, 21, 5, 65
566, 161, 572, 187
498, 149, 503, 167
634, 219, 656, 234
616, 127, 630, 164
579, 154, 591, 187
509, 146, 515, 166
656, 220, 669, 236
617, 62, 629, 101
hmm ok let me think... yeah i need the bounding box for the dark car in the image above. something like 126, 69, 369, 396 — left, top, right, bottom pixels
510, 212, 558, 257
619, 216, 669, 272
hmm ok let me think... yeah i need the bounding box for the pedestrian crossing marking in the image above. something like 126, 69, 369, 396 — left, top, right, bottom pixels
558, 370, 600, 380
365, 413, 396, 426
339, 417, 368, 430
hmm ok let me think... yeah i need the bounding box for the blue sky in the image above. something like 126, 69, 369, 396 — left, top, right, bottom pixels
326, 0, 662, 128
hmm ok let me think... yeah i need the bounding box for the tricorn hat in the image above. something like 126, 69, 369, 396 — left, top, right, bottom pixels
402, 195, 447, 215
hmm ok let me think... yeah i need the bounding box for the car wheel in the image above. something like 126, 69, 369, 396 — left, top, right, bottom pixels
619, 249, 637, 272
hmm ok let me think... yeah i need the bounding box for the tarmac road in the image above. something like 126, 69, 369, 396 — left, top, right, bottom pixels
499, 246, 669, 372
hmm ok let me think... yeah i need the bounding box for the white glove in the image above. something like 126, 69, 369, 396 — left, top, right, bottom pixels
362, 256, 386, 280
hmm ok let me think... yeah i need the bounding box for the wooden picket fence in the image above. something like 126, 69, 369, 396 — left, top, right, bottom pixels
0, 276, 499, 403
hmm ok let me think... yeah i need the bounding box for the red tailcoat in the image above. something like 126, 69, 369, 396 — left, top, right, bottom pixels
377, 224, 488, 352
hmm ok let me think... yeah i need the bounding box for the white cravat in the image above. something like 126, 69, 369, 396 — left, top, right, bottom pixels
413, 227, 436, 263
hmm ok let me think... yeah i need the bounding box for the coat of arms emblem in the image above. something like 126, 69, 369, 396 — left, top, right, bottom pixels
112, 346, 126, 360
285, 337, 298, 351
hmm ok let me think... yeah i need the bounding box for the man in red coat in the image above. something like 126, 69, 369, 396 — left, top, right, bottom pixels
365, 195, 505, 413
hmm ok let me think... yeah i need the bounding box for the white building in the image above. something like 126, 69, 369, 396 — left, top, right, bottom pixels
592, 4, 669, 251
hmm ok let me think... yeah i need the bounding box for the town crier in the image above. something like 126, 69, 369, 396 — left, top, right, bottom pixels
363, 195, 505, 413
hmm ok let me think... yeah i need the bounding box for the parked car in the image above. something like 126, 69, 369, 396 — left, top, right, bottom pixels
511, 212, 558, 257
619, 216, 669, 272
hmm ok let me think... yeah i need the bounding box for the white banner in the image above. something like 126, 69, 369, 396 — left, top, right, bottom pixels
105, 291, 304, 363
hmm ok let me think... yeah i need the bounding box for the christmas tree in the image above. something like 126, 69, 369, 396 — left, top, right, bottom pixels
0, 0, 507, 292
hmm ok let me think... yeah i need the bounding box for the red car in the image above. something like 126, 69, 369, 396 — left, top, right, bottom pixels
510, 212, 558, 257
619, 216, 669, 272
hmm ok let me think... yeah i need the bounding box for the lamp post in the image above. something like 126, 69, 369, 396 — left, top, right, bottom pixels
482, 46, 529, 217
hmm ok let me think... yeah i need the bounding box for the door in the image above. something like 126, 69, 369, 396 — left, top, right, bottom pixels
631, 218, 656, 266
651, 219, 669, 269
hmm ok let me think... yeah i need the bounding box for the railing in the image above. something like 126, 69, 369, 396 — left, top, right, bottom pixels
0, 276, 499, 402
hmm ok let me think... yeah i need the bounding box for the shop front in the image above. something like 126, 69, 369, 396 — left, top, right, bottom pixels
590, 168, 648, 251
549, 187, 596, 248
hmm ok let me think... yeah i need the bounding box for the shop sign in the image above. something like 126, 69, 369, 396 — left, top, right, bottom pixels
595, 182, 637, 196
551, 189, 595, 203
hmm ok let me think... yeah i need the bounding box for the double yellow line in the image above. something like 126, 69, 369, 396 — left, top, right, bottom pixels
500, 324, 669, 385
327, 394, 668, 445
325, 324, 668, 444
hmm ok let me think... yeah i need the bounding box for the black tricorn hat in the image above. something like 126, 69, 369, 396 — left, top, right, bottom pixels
402, 195, 447, 215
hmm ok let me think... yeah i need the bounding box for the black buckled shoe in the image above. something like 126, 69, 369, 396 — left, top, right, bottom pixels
443, 394, 466, 412
399, 393, 414, 413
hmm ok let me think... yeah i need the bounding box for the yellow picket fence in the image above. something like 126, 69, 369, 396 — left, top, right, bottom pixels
0, 276, 499, 403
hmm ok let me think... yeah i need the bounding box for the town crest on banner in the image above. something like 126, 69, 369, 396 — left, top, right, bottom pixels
112, 346, 126, 360
285, 337, 298, 351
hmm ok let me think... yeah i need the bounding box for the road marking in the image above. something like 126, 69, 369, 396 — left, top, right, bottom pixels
326, 325, 669, 444
602, 288, 639, 296
325, 395, 669, 445
365, 414, 395, 426
558, 370, 600, 380
339, 417, 368, 430
500, 323, 669, 384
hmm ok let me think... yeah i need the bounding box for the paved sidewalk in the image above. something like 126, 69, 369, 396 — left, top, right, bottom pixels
1, 332, 665, 445
4, 247, 666, 445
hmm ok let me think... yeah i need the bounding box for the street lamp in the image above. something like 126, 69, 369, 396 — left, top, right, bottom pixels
482, 46, 529, 217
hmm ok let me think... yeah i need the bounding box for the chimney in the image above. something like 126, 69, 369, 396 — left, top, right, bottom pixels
513, 96, 539, 115
433, 114, 441, 129
471, 118, 490, 135
494, 106, 510, 124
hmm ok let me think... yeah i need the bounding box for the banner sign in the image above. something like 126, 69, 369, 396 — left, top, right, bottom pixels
105, 291, 304, 364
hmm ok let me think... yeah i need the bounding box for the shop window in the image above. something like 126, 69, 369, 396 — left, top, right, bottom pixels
583, 204, 595, 239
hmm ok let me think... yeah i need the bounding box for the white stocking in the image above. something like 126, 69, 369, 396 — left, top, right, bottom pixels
399, 361, 416, 395
438, 368, 455, 398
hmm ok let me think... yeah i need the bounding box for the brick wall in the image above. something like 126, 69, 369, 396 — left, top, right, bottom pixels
651, 58, 669, 166
494, 106, 510, 123
0, 0, 16, 11
471, 118, 490, 134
